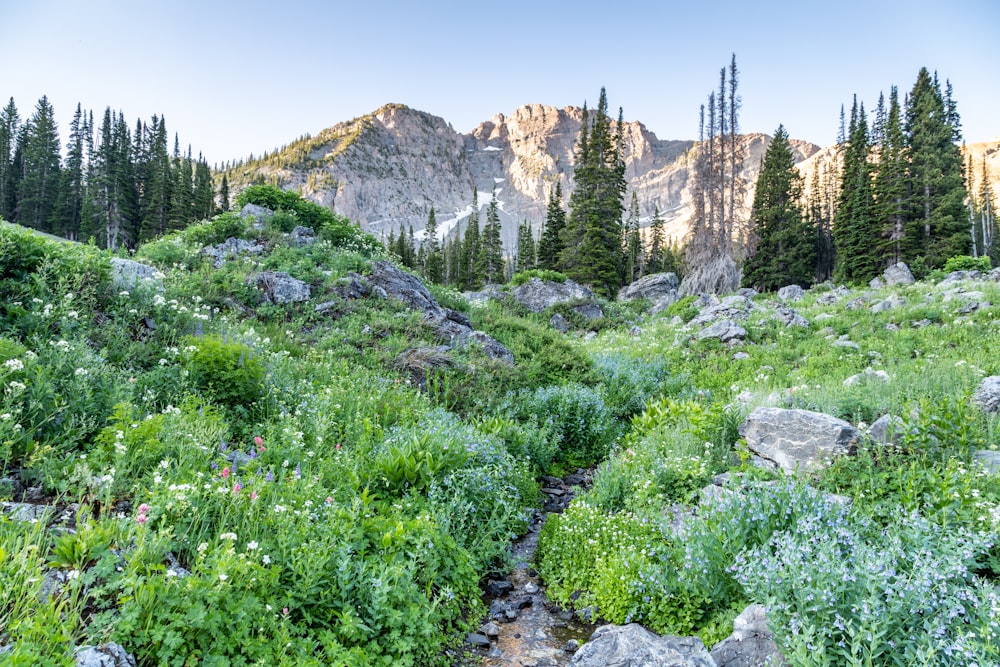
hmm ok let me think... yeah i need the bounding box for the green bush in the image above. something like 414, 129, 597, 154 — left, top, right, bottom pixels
182, 211, 250, 247
509, 269, 568, 286
183, 335, 266, 416
943, 254, 991, 273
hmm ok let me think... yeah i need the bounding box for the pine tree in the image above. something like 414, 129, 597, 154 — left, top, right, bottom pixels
834, 99, 879, 283
516, 219, 536, 273
461, 190, 482, 289
218, 173, 230, 213
624, 191, 643, 281
743, 125, 815, 291
52, 103, 86, 238
903, 68, 970, 269
562, 89, 627, 297
140, 116, 172, 240
537, 181, 566, 270
477, 190, 504, 284
647, 205, 665, 274
16, 96, 62, 232
422, 206, 444, 284
168, 141, 194, 232
873, 87, 908, 263
193, 155, 214, 220
0, 98, 19, 221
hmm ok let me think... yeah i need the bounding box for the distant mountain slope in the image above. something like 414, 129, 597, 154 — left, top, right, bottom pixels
225, 104, 822, 247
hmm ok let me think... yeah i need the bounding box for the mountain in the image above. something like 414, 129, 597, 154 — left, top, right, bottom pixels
224, 103, 822, 248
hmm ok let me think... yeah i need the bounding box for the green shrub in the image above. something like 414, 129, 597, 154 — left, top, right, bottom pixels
658, 294, 700, 322
593, 354, 677, 419
943, 254, 991, 273
181, 211, 250, 247
182, 335, 266, 416
509, 269, 568, 286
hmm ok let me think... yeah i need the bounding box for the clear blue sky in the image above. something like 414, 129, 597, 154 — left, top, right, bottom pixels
2, 0, 997, 166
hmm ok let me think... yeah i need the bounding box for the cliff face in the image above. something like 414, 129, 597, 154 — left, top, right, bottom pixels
227, 103, 822, 247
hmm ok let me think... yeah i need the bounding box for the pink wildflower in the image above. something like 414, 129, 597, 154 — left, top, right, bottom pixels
335, 443, 342, 451
325, 496, 334, 504
282, 607, 289, 616
220, 467, 230, 479
254, 436, 263, 447
136, 514, 148, 525
137, 503, 150, 514
250, 491, 258, 501
233, 482, 242, 494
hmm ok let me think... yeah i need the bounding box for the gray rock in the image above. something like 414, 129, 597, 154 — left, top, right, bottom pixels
869, 277, 884, 289
973, 376, 1000, 413
843, 368, 890, 387
1, 501, 49, 522
649, 292, 680, 314
774, 307, 809, 328
973, 450, 1000, 474
202, 237, 265, 268
868, 414, 905, 445
832, 336, 860, 350
573, 302, 604, 320
74, 643, 137, 667
989, 267, 1000, 282
738, 287, 759, 298
550, 313, 571, 332
369, 260, 441, 313
333, 273, 372, 300
882, 262, 915, 286
690, 295, 754, 327
0, 476, 22, 499
110, 258, 163, 292
462, 331, 515, 364
733, 351, 750, 361
487, 579, 514, 597
618, 272, 680, 301
481, 621, 501, 638
740, 407, 860, 474
938, 270, 981, 286
696, 319, 747, 343
911, 318, 932, 328
246, 271, 311, 304
629, 325, 642, 336
776, 285, 805, 302
465, 633, 491, 648
512, 277, 596, 313
569, 624, 715, 667
289, 225, 316, 246
238, 203, 273, 226
462, 283, 506, 305
871, 295, 905, 313
710, 604, 787, 667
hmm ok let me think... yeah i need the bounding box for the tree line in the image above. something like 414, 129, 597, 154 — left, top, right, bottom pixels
0, 96, 223, 249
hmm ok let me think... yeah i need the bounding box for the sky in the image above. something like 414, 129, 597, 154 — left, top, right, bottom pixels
2, 0, 998, 167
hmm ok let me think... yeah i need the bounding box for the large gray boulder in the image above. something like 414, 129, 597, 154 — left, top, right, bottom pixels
246, 271, 311, 304
202, 237, 265, 268
690, 295, 754, 327
774, 307, 809, 328
740, 408, 860, 474
776, 284, 804, 302
239, 203, 273, 227
973, 376, 1000, 413
511, 277, 595, 313
711, 604, 787, 667
882, 262, 915, 286
973, 450, 1000, 474
110, 258, 163, 292
618, 272, 679, 301
868, 413, 905, 445
696, 319, 747, 344
75, 643, 136, 667
569, 624, 715, 667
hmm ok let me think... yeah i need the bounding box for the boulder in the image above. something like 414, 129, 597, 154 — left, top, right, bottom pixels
550, 313, 571, 333
696, 319, 747, 343
938, 270, 981, 285
246, 271, 311, 304
882, 262, 915, 286
973, 376, 1000, 413
737, 287, 759, 298
202, 237, 265, 268
289, 225, 317, 246
461, 331, 515, 365
569, 624, 715, 667
871, 295, 905, 313
512, 277, 596, 313
109, 258, 163, 292
649, 292, 680, 314
972, 450, 1000, 474
740, 407, 860, 474
776, 285, 805, 302
74, 643, 137, 667
869, 277, 884, 289
774, 307, 809, 328
868, 414, 905, 445
843, 368, 890, 387
690, 295, 754, 327
239, 203, 273, 226
618, 272, 680, 301
710, 604, 787, 667
574, 302, 604, 320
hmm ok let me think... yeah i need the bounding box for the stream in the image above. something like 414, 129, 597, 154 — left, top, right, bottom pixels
467, 471, 598, 667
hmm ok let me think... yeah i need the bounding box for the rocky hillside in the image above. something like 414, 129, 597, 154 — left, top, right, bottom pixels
225, 104, 821, 248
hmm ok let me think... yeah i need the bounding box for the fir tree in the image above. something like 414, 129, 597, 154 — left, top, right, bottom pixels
624, 191, 642, 281
515, 219, 536, 273
461, 190, 481, 289
52, 103, 85, 238
834, 99, 879, 283
193, 155, 214, 221
873, 87, 908, 263
647, 205, 665, 274
477, 190, 504, 284
903, 68, 970, 269
743, 125, 815, 291
16, 96, 62, 232
218, 173, 230, 213
0, 98, 19, 220
562, 89, 627, 297
537, 181, 566, 270
422, 206, 444, 284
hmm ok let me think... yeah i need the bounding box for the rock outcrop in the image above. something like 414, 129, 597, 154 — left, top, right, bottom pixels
511, 277, 596, 313
110, 258, 163, 292
973, 376, 1000, 413
740, 408, 860, 473
710, 604, 787, 667
246, 271, 311, 304
569, 624, 715, 667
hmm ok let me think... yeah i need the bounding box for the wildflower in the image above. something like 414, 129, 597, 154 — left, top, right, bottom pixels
218, 573, 228, 582
250, 491, 258, 501
282, 607, 289, 616
8, 381, 25, 391
265, 471, 274, 483
254, 436, 264, 447
197, 542, 208, 553
135, 514, 148, 525
247, 541, 258, 551
325, 496, 334, 504
3, 359, 24, 371
74, 367, 89, 376
335, 443, 342, 451
220, 467, 230, 479
262, 554, 271, 565
137, 503, 150, 514
220, 532, 237, 541
233, 482, 242, 494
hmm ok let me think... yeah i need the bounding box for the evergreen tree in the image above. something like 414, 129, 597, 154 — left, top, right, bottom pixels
834, 99, 879, 283
52, 103, 86, 238
0, 98, 19, 220
537, 181, 566, 270
193, 155, 214, 220
973, 156, 997, 264
477, 190, 504, 284
562, 89, 627, 297
624, 191, 643, 281
903, 68, 970, 269
422, 206, 444, 284
873, 87, 907, 263
515, 219, 536, 273
743, 125, 815, 290
140, 116, 172, 240
647, 205, 665, 274
461, 191, 482, 289
16, 96, 62, 232
218, 173, 230, 213
168, 142, 194, 232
